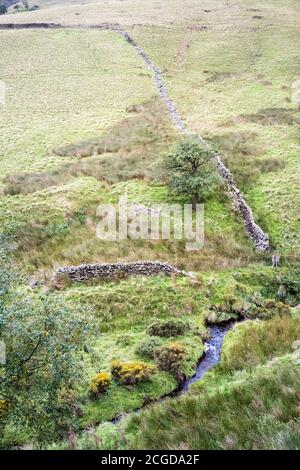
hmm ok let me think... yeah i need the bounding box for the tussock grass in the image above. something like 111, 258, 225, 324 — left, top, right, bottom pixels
210, 130, 285, 190
54, 98, 175, 158
124, 356, 300, 450
2, 99, 177, 195
239, 108, 300, 126
221, 314, 300, 372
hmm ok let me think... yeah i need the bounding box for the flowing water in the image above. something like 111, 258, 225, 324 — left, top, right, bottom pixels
180, 323, 233, 392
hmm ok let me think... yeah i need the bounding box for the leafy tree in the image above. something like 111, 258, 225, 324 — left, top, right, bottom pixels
0, 5, 7, 14
0, 239, 94, 447
162, 139, 219, 205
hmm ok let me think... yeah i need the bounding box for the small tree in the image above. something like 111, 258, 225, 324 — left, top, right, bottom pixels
162, 139, 219, 205
0, 5, 7, 15
0, 240, 94, 446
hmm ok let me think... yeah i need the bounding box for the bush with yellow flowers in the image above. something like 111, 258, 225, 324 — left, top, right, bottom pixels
0, 399, 9, 417
89, 372, 111, 398
111, 360, 155, 386
111, 360, 123, 379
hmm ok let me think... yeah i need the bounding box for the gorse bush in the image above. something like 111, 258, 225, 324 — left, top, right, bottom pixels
89, 372, 111, 398
110, 360, 123, 379
154, 342, 186, 375
135, 337, 163, 359
147, 319, 188, 337
111, 360, 155, 386
0, 399, 9, 418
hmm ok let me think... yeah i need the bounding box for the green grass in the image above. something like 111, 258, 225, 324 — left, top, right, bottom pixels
29, 275, 209, 429
125, 2, 300, 255
53, 267, 300, 430
0, 28, 155, 180
1, 0, 300, 451
51, 308, 300, 450
0, 26, 253, 273
123, 353, 300, 450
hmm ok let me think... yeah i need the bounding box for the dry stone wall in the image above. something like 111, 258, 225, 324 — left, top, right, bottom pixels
54, 261, 183, 283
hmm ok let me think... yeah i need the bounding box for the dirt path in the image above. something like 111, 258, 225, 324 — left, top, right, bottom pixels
0, 22, 270, 251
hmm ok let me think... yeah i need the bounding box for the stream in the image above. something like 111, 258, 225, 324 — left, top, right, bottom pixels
112, 322, 235, 425
180, 323, 233, 393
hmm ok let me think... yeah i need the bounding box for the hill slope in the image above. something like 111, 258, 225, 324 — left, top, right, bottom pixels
0, 0, 299, 451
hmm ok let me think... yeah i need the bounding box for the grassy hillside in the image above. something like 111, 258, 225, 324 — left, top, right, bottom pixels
0, 0, 300, 451
0, 25, 253, 275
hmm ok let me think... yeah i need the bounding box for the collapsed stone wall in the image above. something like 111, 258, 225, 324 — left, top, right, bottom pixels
54, 261, 183, 283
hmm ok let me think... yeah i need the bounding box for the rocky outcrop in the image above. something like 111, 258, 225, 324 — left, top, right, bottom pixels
54, 261, 183, 283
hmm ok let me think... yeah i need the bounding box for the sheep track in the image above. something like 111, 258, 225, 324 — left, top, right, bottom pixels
0, 22, 270, 251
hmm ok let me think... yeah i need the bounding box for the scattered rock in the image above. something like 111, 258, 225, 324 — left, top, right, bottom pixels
206, 310, 239, 325
29, 278, 39, 289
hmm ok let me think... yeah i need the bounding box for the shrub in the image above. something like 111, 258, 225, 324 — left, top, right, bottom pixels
161, 138, 219, 204
89, 372, 111, 398
245, 300, 290, 320
135, 337, 163, 359
231, 301, 251, 316
263, 299, 277, 309
116, 334, 133, 346
154, 342, 186, 374
251, 292, 264, 307
111, 360, 155, 386
147, 319, 188, 337
111, 360, 123, 379
0, 399, 9, 417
